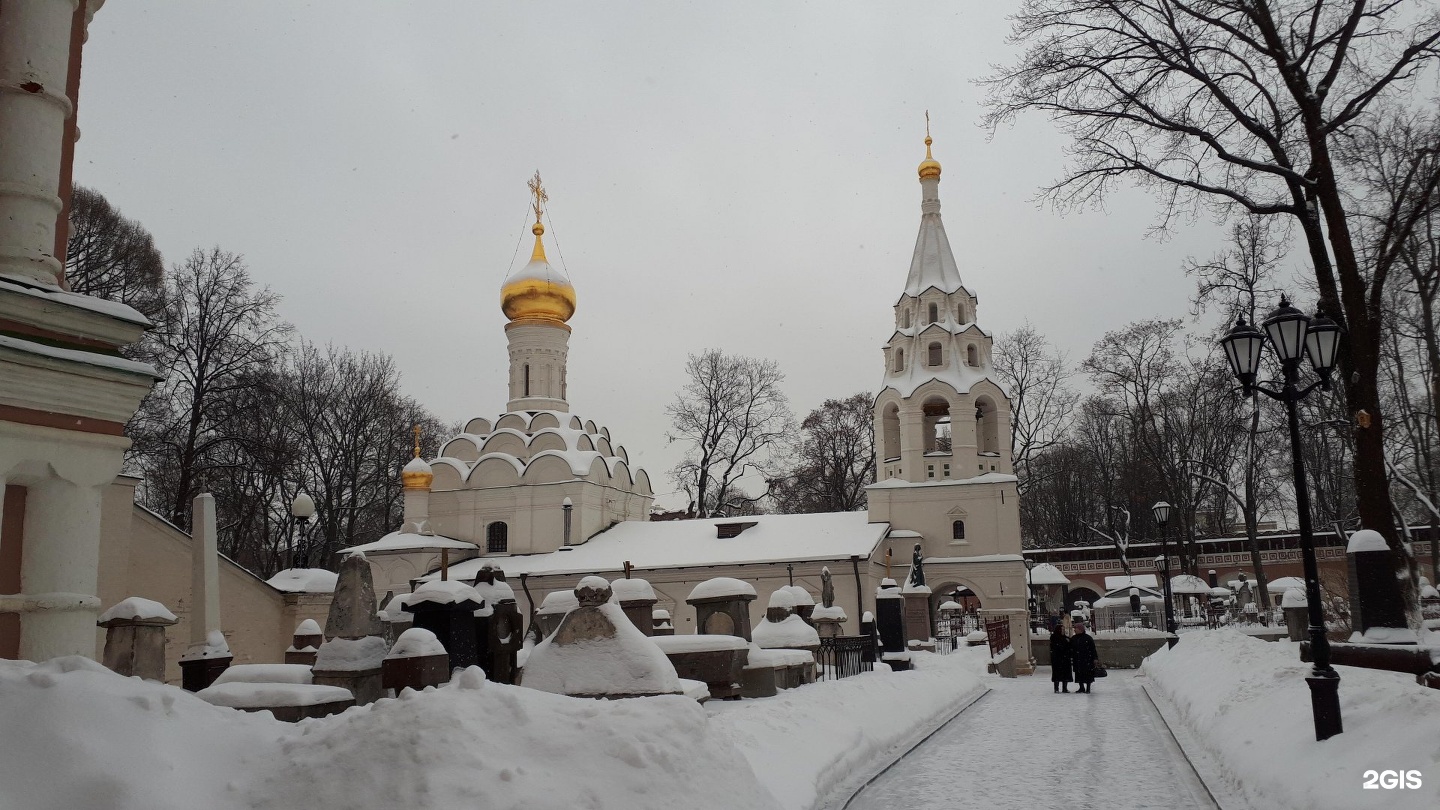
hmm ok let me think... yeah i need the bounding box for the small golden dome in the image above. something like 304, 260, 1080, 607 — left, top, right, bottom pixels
402, 426, 433, 490
501, 229, 577, 324
918, 135, 942, 180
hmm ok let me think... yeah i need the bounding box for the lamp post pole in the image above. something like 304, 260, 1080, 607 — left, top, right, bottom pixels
1151, 502, 1178, 648
1220, 298, 1343, 741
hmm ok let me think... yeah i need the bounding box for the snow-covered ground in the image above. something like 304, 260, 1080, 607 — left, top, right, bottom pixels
1144, 630, 1440, 810
0, 648, 987, 810
845, 667, 1216, 810
710, 647, 990, 810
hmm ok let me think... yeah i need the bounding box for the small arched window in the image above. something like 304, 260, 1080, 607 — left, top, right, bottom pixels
928, 342, 942, 366
957, 303, 965, 322
952, 520, 966, 540
487, 522, 509, 553
901, 310, 911, 329
523, 364, 531, 397
893, 348, 904, 372
967, 344, 978, 367
927, 303, 938, 324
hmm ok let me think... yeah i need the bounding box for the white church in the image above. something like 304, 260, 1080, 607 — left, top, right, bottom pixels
347, 133, 1031, 658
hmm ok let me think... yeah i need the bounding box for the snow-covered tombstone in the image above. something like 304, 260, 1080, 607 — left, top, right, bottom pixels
611, 576, 659, 637
752, 590, 820, 653
382, 627, 449, 693
780, 584, 816, 624
403, 579, 485, 671
472, 564, 521, 683
313, 550, 391, 704
535, 589, 579, 637
901, 544, 935, 648
284, 618, 324, 666
687, 577, 758, 641
97, 597, 178, 682
874, 578, 910, 670
1282, 588, 1309, 642
1346, 529, 1416, 644
323, 550, 385, 640
520, 576, 681, 698
811, 567, 848, 638
652, 608, 674, 636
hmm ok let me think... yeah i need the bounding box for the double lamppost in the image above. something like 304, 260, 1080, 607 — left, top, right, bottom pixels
1150, 501, 1178, 647
1024, 558, 1038, 631
1219, 296, 1344, 741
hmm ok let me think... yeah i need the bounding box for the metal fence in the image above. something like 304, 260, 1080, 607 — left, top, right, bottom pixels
816, 634, 875, 681
985, 617, 1011, 657
1422, 598, 1440, 621
935, 613, 984, 652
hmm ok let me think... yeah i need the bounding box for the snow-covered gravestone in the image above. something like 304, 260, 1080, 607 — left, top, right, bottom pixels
324, 551, 385, 640
313, 551, 391, 704
403, 579, 484, 672
811, 567, 847, 638
535, 589, 579, 638
97, 597, 178, 682
1346, 529, 1416, 644
611, 576, 659, 637
751, 590, 819, 687
179, 494, 232, 691
520, 576, 681, 698
687, 577, 758, 641
382, 627, 449, 693
780, 584, 816, 624
472, 565, 521, 684
1282, 588, 1308, 642
285, 618, 324, 666
874, 578, 909, 670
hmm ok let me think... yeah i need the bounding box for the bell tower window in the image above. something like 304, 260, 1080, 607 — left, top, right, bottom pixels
928, 342, 942, 367
523, 364, 531, 397
952, 520, 966, 540
893, 348, 904, 372
967, 344, 978, 367
923, 397, 951, 453
927, 303, 938, 324
882, 404, 900, 461
901, 309, 911, 329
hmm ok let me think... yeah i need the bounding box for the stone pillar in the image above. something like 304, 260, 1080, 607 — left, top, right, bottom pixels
284, 618, 323, 666
901, 589, 933, 644
1347, 529, 1415, 643
404, 581, 483, 670
402, 486, 430, 533
1282, 588, 1308, 643
179, 494, 230, 690
874, 581, 906, 658
0, 0, 77, 285
687, 578, 758, 641
97, 598, 178, 681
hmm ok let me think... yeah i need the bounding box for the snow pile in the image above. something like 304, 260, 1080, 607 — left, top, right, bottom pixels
780, 585, 815, 606
710, 651, 986, 810
0, 658, 781, 810
313, 636, 388, 672
766, 588, 798, 609
652, 634, 749, 653
410, 579, 483, 606
1346, 529, 1388, 553
387, 627, 447, 659
522, 602, 681, 696
472, 577, 516, 606
214, 664, 313, 685
689, 577, 756, 601
265, 568, 339, 593
1144, 630, 1440, 810
752, 614, 820, 649
1282, 587, 1307, 608
294, 618, 322, 635
538, 589, 579, 615
98, 596, 177, 623
198, 682, 353, 710
745, 648, 812, 668
811, 605, 847, 621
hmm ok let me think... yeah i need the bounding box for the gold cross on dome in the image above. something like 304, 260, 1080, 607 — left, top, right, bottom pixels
412, 424, 422, 458
528, 171, 548, 225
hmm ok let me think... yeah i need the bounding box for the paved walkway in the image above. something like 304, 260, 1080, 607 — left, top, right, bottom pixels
846, 670, 1218, 810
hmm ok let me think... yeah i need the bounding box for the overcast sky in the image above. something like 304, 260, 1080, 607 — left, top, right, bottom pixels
77, 2, 1258, 509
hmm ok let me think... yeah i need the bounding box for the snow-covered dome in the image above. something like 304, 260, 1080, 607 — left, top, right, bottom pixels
501, 222, 575, 325
401, 455, 434, 490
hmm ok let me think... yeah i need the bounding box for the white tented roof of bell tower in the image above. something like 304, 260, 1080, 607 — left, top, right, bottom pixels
901, 190, 964, 298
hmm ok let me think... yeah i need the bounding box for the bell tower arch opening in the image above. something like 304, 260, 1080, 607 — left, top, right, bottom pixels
975, 396, 999, 456
882, 403, 901, 462
922, 396, 951, 454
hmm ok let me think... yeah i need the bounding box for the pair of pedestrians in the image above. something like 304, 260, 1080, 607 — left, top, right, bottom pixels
1049, 621, 1098, 693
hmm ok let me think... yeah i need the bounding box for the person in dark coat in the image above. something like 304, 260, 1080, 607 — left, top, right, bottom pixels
1049, 624, 1072, 692
1070, 620, 1099, 692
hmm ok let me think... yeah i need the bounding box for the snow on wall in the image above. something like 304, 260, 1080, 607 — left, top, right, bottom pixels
98, 596, 177, 624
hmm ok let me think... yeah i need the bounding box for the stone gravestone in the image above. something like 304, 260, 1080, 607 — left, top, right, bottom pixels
520, 576, 681, 698
1346, 529, 1416, 643
98, 597, 178, 682
901, 545, 934, 647
472, 565, 522, 683
179, 494, 231, 691
688, 577, 758, 642
874, 579, 910, 671
812, 567, 847, 639
382, 627, 449, 692
612, 577, 660, 637
313, 551, 389, 704
1282, 588, 1308, 642
284, 618, 324, 666
404, 579, 485, 671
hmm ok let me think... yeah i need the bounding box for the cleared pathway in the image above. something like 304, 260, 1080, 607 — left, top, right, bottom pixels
846, 669, 1218, 810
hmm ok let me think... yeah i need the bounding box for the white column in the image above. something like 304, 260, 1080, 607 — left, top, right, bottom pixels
403, 488, 430, 533
186, 493, 221, 651
0, 0, 78, 285
18, 476, 103, 660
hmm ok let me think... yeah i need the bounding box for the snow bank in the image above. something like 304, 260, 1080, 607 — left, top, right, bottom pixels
98, 596, 177, 623
522, 602, 682, 696
0, 657, 781, 810
1143, 630, 1440, 810
198, 682, 353, 709
752, 614, 820, 649
709, 651, 987, 810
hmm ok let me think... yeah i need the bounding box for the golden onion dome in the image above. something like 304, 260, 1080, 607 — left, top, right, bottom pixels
918, 135, 942, 180
401, 455, 433, 490
500, 222, 577, 324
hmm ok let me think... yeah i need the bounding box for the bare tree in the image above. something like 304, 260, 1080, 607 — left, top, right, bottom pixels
667, 350, 795, 516
64, 186, 166, 323
772, 393, 874, 514
993, 322, 1078, 495
986, 0, 1440, 610
138, 248, 292, 528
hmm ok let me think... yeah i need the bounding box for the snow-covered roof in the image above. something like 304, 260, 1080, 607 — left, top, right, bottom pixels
1027, 563, 1069, 586
0, 271, 152, 326
265, 568, 339, 593
1170, 575, 1211, 594
1266, 576, 1306, 594
339, 531, 477, 555
98, 596, 177, 624
0, 333, 157, 378
901, 188, 964, 299
879, 348, 997, 400
428, 512, 889, 581
1105, 574, 1159, 590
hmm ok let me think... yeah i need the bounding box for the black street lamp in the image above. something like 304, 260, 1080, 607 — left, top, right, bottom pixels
290, 492, 315, 569
1151, 501, 1178, 647
1024, 558, 1037, 630
1219, 298, 1344, 741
